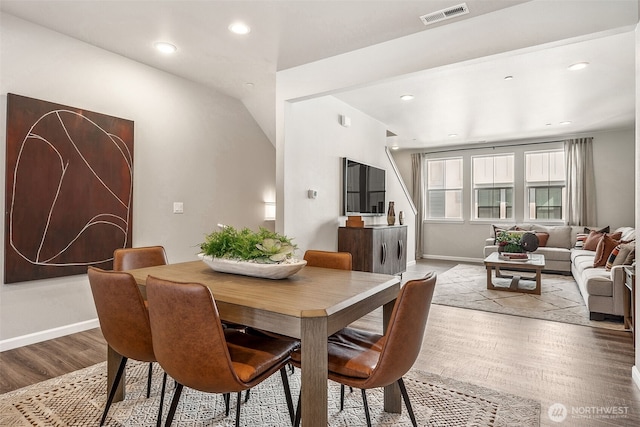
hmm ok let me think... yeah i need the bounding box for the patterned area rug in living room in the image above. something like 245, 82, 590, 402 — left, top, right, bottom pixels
423, 263, 625, 330
0, 360, 540, 426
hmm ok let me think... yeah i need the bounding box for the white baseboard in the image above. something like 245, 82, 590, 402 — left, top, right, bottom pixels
633, 365, 640, 391
421, 254, 484, 264
0, 319, 100, 352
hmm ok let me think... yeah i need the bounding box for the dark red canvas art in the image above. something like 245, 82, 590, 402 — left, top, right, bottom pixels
5, 94, 134, 283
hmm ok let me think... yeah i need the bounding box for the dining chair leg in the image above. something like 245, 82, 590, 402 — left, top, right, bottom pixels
147, 362, 153, 398
293, 391, 301, 427
279, 367, 295, 425
156, 372, 168, 427
397, 378, 417, 427
235, 391, 242, 427
164, 383, 184, 427
100, 356, 128, 426
224, 393, 230, 416
340, 384, 345, 411
244, 389, 250, 403
361, 389, 372, 427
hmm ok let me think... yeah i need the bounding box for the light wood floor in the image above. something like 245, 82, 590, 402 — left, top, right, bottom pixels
1, 259, 639, 426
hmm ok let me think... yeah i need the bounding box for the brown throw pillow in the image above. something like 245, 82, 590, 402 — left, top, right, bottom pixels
583, 230, 604, 251
534, 232, 549, 247
594, 234, 621, 267
584, 231, 622, 251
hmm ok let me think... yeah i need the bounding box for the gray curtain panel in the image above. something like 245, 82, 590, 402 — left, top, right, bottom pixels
565, 137, 597, 226
411, 153, 424, 259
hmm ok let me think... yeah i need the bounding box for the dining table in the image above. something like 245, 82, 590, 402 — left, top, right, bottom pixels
110, 259, 402, 427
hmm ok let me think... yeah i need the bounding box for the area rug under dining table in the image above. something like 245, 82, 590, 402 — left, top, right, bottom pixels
414, 263, 626, 331
0, 360, 540, 426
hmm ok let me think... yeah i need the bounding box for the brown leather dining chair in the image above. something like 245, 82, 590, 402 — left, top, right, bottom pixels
87, 267, 167, 426
292, 272, 437, 427
303, 249, 352, 270
146, 275, 297, 427
113, 245, 169, 398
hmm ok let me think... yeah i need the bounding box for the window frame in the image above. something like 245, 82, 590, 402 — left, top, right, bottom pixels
424, 156, 463, 221
471, 154, 515, 221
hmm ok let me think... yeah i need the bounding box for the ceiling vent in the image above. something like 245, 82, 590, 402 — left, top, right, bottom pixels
420, 3, 469, 26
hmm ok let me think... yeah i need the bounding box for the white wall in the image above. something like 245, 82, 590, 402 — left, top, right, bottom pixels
0, 14, 276, 348
393, 128, 636, 261
283, 95, 415, 262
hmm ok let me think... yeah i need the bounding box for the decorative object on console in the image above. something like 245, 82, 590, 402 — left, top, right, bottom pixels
387, 201, 396, 225
399, 211, 404, 225
346, 215, 364, 228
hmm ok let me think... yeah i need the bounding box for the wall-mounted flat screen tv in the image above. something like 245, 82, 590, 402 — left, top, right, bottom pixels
343, 157, 386, 216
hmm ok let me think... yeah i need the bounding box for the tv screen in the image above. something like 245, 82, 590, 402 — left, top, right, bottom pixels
343, 158, 386, 216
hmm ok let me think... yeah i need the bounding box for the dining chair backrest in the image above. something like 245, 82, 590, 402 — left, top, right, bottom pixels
146, 276, 244, 393
365, 272, 437, 388
303, 250, 352, 270
87, 267, 155, 362
113, 246, 168, 271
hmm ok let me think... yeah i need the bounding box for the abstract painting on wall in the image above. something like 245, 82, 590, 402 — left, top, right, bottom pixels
4, 94, 134, 283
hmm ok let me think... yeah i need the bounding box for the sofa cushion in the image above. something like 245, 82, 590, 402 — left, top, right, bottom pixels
530, 225, 572, 249
582, 268, 615, 297
535, 247, 571, 263
616, 226, 636, 242
594, 234, 621, 267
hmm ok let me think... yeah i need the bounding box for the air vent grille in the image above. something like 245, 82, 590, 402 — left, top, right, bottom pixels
420, 3, 469, 26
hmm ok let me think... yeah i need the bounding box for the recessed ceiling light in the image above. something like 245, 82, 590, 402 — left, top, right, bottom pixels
560, 121, 572, 125
244, 82, 255, 89
154, 42, 177, 54
568, 62, 589, 71
504, 75, 514, 81
448, 133, 458, 137
391, 146, 399, 150
400, 94, 414, 101
229, 22, 251, 35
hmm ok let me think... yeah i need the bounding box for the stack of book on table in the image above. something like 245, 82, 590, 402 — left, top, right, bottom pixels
499, 252, 529, 261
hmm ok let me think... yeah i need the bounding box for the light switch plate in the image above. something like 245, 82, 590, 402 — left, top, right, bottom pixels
173, 202, 184, 214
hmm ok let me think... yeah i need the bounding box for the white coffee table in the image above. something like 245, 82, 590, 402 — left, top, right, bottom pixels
483, 252, 545, 295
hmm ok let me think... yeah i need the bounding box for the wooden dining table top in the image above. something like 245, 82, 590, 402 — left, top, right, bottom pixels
127, 260, 401, 336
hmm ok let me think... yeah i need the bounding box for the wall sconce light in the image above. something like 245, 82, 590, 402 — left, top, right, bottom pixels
264, 202, 276, 221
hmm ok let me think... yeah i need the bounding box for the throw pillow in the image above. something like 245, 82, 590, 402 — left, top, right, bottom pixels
584, 226, 610, 234
624, 248, 636, 265
492, 224, 516, 242
609, 242, 635, 270
533, 232, 549, 247
583, 230, 604, 251
575, 233, 589, 249
605, 245, 621, 270
584, 231, 622, 252
594, 234, 621, 267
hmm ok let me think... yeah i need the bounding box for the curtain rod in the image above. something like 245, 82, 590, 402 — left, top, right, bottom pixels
422, 139, 566, 155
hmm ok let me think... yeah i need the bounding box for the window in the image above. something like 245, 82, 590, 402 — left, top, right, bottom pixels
425, 157, 462, 219
472, 154, 514, 220
525, 150, 565, 220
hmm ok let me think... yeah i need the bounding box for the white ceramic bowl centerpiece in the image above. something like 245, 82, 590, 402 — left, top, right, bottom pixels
198, 226, 306, 279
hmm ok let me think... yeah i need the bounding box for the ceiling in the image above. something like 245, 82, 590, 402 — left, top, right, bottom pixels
1, 0, 636, 150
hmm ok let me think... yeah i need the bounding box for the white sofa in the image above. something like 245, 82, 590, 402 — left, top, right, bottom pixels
484, 225, 635, 319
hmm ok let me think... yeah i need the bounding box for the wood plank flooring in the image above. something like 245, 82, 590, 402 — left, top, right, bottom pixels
1, 259, 639, 426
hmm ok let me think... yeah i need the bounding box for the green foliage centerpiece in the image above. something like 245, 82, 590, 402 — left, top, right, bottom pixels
200, 226, 296, 263
198, 226, 305, 279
